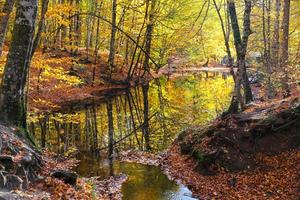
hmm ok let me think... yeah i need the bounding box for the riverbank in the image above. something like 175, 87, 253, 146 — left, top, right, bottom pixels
120, 95, 300, 199
0, 123, 127, 200
162, 95, 300, 199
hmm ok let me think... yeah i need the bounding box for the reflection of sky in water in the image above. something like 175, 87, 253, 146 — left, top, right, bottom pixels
166, 186, 198, 200
120, 162, 198, 200
76, 154, 198, 200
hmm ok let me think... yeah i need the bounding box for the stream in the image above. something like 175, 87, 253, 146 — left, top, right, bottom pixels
29, 72, 233, 199
76, 153, 197, 200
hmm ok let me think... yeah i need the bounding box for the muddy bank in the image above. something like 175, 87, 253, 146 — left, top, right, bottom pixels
162, 96, 300, 199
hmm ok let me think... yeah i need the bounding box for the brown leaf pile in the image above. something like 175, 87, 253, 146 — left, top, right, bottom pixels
162, 144, 299, 200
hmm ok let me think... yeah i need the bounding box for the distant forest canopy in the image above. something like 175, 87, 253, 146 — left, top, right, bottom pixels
0, 0, 299, 67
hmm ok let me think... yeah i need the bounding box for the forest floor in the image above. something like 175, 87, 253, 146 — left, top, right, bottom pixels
121, 94, 300, 200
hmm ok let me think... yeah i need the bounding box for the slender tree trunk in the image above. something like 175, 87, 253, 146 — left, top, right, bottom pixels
68, 0, 74, 54
143, 0, 155, 75
108, 0, 117, 77
227, 0, 243, 113
0, 0, 38, 128
60, 0, 67, 49
93, 2, 101, 85
281, 0, 291, 96
226, 0, 253, 114
212, 0, 235, 81
30, 122, 35, 137
0, 0, 15, 57
272, 0, 280, 69
31, 0, 49, 58
263, 0, 274, 98
74, 0, 81, 55
39, 117, 47, 148
241, 0, 253, 103
126, 10, 146, 80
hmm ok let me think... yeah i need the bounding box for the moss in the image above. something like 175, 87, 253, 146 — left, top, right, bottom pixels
192, 150, 205, 163
16, 127, 41, 153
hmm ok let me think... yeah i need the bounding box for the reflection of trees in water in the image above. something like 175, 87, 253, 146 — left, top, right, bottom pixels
107, 97, 114, 159
28, 74, 233, 157
28, 86, 152, 156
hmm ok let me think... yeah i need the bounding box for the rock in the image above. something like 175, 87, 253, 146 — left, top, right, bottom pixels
0, 192, 24, 200
180, 142, 192, 154
5, 175, 23, 191
70, 64, 87, 74
51, 170, 78, 186
0, 172, 7, 188
227, 177, 237, 187
0, 156, 14, 171
20, 156, 33, 167
196, 163, 216, 176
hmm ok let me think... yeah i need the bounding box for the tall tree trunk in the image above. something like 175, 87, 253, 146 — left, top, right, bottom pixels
74, 0, 81, 55
140, 1, 154, 149
0, 0, 15, 57
272, 0, 280, 69
60, 0, 67, 49
143, 0, 155, 75
0, 0, 38, 128
226, 0, 253, 114
263, 0, 274, 98
212, 0, 235, 81
39, 117, 47, 148
281, 0, 291, 97
240, 0, 253, 103
31, 0, 49, 58
108, 0, 117, 77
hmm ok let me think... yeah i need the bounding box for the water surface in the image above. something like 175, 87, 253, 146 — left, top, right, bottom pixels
75, 153, 197, 200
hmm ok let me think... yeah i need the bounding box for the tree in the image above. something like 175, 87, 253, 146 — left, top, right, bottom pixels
31, 0, 49, 58
272, 0, 280, 69
262, 0, 274, 98
0, 0, 15, 57
143, 0, 155, 74
212, 0, 235, 80
226, 0, 253, 114
281, 0, 291, 96
108, 0, 117, 77
0, 0, 38, 128
142, 0, 156, 151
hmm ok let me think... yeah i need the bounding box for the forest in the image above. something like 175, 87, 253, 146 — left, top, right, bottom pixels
0, 0, 299, 199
